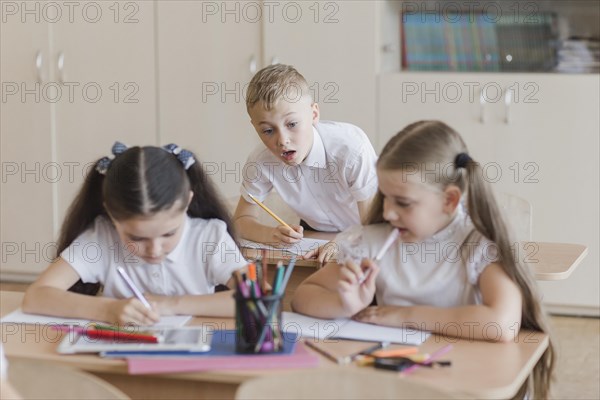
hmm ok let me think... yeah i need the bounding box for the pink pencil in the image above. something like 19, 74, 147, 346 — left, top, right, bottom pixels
401, 344, 453, 375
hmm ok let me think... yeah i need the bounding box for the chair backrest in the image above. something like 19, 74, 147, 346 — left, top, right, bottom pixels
228, 191, 299, 226
235, 369, 465, 400
497, 192, 532, 242
8, 359, 130, 400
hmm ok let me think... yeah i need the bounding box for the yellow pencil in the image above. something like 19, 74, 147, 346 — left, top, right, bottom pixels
246, 192, 292, 230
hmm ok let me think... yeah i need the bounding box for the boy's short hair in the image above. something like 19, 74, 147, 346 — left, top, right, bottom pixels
246, 64, 311, 111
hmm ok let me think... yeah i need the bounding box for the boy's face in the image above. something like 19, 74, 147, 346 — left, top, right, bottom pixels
249, 95, 319, 165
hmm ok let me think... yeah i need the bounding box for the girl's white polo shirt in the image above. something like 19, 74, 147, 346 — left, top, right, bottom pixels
348, 205, 498, 307
60, 215, 247, 297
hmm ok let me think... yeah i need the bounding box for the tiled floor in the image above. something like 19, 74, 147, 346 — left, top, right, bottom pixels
1, 282, 599, 399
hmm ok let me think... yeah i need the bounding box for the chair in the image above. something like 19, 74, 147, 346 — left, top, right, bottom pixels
497, 192, 532, 242
235, 369, 465, 400
7, 359, 130, 399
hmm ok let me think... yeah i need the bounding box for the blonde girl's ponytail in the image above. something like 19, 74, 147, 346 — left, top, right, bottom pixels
460, 152, 555, 400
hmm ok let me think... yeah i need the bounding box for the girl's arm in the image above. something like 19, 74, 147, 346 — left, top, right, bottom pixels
291, 260, 379, 319
232, 196, 303, 244
354, 263, 523, 342
22, 257, 159, 325
146, 277, 241, 317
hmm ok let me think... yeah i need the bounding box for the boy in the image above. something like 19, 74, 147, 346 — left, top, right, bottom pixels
233, 64, 377, 253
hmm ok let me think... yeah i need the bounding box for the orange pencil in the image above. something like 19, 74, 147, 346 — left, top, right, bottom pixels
246, 192, 292, 230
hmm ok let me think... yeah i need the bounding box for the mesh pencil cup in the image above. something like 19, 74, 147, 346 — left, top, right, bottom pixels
234, 292, 284, 354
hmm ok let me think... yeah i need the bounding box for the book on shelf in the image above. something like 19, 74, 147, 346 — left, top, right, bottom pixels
401, 11, 558, 72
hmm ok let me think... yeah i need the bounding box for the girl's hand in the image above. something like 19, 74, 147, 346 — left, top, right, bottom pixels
302, 241, 338, 266
109, 298, 160, 326
271, 224, 303, 244
145, 294, 178, 315
352, 305, 405, 328
336, 258, 379, 316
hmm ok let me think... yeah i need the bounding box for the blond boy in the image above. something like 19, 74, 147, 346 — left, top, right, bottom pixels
233, 64, 377, 253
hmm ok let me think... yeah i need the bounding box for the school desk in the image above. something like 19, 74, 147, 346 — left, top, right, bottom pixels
1, 290, 548, 400
242, 233, 588, 281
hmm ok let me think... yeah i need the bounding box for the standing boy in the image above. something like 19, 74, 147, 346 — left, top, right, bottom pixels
233, 64, 377, 253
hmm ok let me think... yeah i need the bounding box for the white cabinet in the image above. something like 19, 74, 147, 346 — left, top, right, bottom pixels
52, 1, 157, 223
0, 1, 157, 278
378, 72, 600, 313
156, 0, 262, 198
156, 0, 378, 198
1, 14, 54, 279
262, 0, 377, 141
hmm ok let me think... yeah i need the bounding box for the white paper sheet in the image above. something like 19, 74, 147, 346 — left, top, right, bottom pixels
239, 237, 329, 256
0, 308, 191, 328
282, 311, 430, 346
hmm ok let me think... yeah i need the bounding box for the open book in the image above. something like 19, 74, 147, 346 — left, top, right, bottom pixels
282, 312, 429, 346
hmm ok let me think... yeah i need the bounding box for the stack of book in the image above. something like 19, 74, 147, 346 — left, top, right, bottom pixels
555, 38, 600, 73
402, 12, 558, 72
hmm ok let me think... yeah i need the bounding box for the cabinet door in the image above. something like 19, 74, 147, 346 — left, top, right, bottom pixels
0, 16, 54, 276
263, 0, 377, 140
493, 74, 599, 311
52, 1, 157, 223
377, 72, 501, 162
156, 0, 262, 198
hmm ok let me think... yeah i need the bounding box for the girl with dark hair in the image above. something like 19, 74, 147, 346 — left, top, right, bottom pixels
23, 142, 247, 325
292, 121, 554, 398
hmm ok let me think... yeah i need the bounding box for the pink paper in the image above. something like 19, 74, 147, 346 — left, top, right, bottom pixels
127, 342, 320, 374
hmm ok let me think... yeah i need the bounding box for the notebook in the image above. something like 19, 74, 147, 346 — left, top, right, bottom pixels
282, 312, 430, 345
102, 329, 297, 357
57, 326, 212, 354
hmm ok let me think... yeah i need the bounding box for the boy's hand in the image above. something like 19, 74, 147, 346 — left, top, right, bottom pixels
302, 241, 338, 266
109, 298, 160, 326
272, 224, 303, 244
336, 258, 379, 316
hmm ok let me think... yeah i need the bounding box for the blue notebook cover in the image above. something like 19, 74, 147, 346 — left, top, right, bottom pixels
101, 330, 298, 357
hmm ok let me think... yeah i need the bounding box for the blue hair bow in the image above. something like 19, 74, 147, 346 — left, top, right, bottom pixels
95, 142, 128, 175
162, 143, 196, 170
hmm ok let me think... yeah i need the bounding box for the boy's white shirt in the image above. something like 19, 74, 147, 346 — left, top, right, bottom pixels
350, 204, 498, 307
60, 216, 247, 297
241, 121, 378, 232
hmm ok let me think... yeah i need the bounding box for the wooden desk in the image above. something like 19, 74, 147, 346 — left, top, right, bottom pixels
244, 236, 588, 281
526, 242, 588, 280
1, 291, 548, 400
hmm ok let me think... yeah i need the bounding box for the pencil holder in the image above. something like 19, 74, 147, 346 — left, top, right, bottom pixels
234, 293, 284, 354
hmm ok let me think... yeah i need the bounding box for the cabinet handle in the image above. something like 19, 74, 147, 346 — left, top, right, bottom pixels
35, 51, 43, 83
249, 55, 257, 74
271, 56, 279, 65
479, 88, 488, 124
57, 52, 65, 84
504, 87, 513, 124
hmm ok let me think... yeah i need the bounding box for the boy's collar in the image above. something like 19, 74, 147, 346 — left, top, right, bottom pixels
301, 125, 327, 168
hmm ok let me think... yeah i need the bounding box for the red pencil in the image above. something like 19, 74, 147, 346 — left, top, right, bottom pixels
84, 329, 159, 343
52, 326, 159, 343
